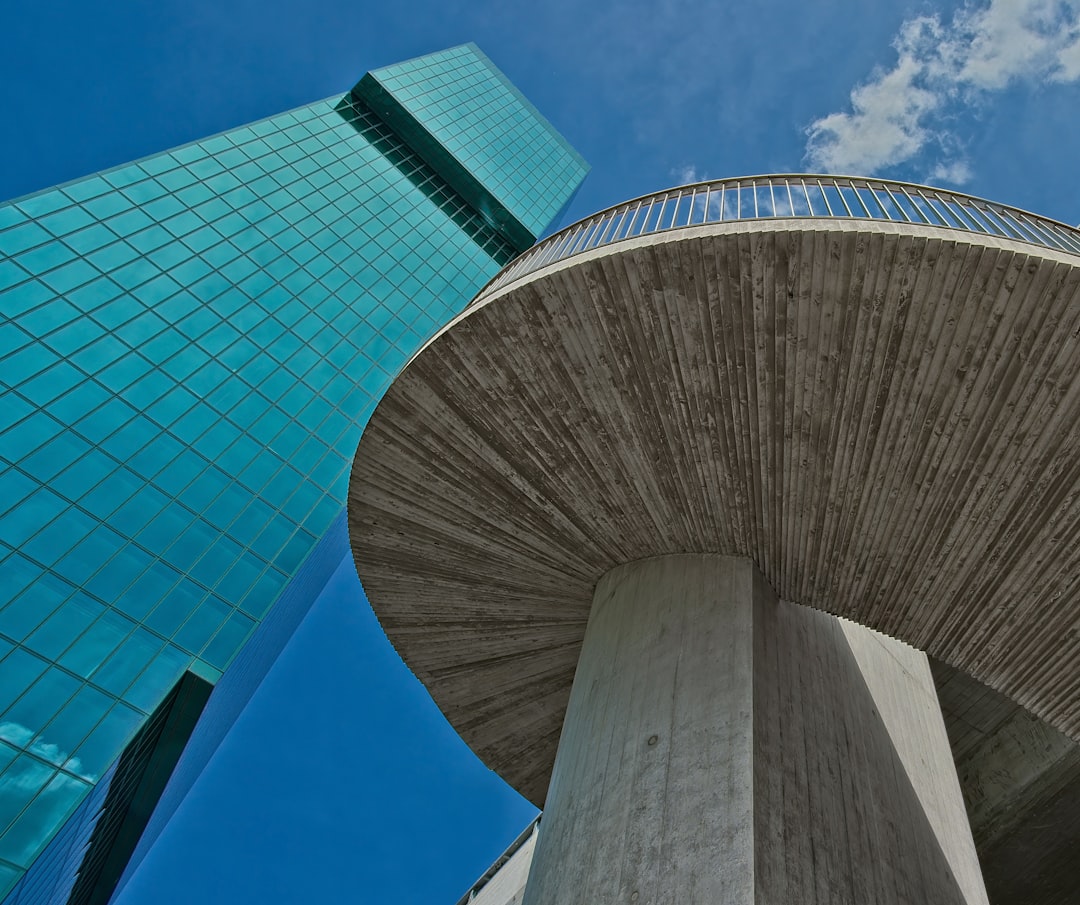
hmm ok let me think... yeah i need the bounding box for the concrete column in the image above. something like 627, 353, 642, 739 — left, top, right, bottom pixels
521, 555, 988, 905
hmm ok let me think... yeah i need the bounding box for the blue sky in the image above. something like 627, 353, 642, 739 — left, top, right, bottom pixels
3, 1, 1080, 902
5, 0, 1079, 223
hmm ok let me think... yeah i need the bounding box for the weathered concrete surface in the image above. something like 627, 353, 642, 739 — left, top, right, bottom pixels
467, 664, 1080, 905
524, 554, 755, 904
522, 555, 987, 905
349, 220, 1080, 808
348, 216, 1080, 898
932, 661, 1080, 905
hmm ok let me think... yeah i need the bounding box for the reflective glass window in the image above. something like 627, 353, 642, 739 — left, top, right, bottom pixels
220, 553, 264, 605
123, 645, 190, 712
23, 506, 99, 569
144, 582, 202, 637
137, 501, 195, 552
58, 609, 134, 679
69, 702, 142, 778
0, 471, 36, 519
24, 596, 104, 661
53, 522, 126, 585
0, 55, 586, 888
0, 651, 49, 715
0, 769, 89, 867
114, 559, 182, 622
173, 597, 230, 654
202, 611, 256, 670
57, 461, 120, 511
2, 488, 67, 548
0, 756, 55, 837
34, 685, 112, 768
91, 628, 163, 697
0, 668, 81, 744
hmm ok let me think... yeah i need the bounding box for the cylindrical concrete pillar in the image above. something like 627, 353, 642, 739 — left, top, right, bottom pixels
522, 555, 988, 905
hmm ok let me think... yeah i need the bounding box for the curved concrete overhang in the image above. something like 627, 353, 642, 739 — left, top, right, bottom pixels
349, 215, 1080, 808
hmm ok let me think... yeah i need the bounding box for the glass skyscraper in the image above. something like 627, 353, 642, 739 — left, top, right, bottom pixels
0, 43, 587, 899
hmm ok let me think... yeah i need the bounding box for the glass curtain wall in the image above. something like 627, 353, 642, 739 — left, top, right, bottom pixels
0, 43, 587, 896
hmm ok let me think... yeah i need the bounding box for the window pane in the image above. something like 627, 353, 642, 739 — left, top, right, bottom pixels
58, 609, 133, 678
0, 756, 55, 837
25, 594, 104, 661
0, 668, 81, 741
90, 628, 163, 697
0, 769, 89, 868
69, 702, 142, 778
32, 685, 112, 767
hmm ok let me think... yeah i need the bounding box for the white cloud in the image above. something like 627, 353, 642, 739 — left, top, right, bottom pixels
1057, 26, 1080, 79
0, 721, 33, 747
806, 0, 1080, 178
806, 43, 941, 175
927, 159, 975, 185
950, 0, 1076, 89
0, 720, 91, 780
670, 164, 702, 184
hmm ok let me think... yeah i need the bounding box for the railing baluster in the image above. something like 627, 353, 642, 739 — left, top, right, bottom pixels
625, 199, 645, 238
471, 176, 1080, 298
596, 207, 622, 248
568, 220, 596, 255
921, 192, 956, 228
834, 180, 854, 216
1018, 214, 1072, 252
818, 179, 834, 216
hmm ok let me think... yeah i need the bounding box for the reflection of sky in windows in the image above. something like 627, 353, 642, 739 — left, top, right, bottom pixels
0, 48, 587, 889
368, 44, 588, 240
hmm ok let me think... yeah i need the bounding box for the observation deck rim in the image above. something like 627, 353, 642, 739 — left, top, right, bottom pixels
472, 174, 1080, 306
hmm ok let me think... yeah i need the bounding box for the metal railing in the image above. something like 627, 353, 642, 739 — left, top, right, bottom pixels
474, 175, 1080, 303
455, 816, 540, 905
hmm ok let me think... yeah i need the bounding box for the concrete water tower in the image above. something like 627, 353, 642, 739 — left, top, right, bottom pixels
349, 176, 1080, 904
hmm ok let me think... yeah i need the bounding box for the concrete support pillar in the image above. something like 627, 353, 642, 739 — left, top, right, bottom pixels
521, 555, 989, 905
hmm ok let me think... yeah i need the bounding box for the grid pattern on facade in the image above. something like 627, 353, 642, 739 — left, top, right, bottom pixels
109, 512, 350, 900
0, 759, 112, 904
367, 44, 588, 240
65, 672, 210, 905
0, 79, 533, 892
1, 671, 209, 905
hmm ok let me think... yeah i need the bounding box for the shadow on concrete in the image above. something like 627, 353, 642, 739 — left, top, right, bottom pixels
754, 596, 985, 904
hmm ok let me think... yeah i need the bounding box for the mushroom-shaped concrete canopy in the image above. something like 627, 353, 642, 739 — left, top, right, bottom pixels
348, 176, 1080, 808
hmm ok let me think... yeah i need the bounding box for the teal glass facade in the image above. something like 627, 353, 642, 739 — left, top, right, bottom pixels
0, 44, 588, 897
357, 44, 587, 246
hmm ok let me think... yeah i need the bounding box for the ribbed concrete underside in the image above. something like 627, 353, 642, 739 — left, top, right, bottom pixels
932, 660, 1080, 904
349, 219, 1080, 807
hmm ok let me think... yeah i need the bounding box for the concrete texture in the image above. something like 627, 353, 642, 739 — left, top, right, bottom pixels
347, 215, 1080, 901
464, 663, 1080, 905
932, 661, 1080, 904
522, 555, 987, 905
467, 824, 536, 905
349, 220, 1080, 809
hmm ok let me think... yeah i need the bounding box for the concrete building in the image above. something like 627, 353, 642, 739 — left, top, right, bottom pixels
456, 819, 538, 905
0, 45, 586, 902
349, 177, 1080, 905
